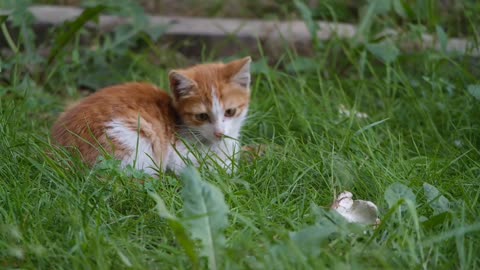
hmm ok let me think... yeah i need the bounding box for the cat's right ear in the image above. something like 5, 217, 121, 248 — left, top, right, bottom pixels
169, 71, 196, 99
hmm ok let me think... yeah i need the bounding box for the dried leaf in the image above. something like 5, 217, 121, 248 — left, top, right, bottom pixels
366, 40, 400, 64
331, 191, 380, 225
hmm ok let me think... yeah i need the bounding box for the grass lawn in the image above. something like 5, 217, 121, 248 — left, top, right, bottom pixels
1, 1, 480, 269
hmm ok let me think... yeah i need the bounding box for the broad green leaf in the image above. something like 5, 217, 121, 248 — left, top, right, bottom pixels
289, 224, 337, 257
392, 0, 406, 17
46, 5, 107, 67
149, 192, 199, 269
76, 54, 129, 89
150, 192, 177, 220
423, 183, 450, 214
371, 0, 392, 14
366, 41, 399, 64
422, 212, 451, 229
181, 167, 229, 270
311, 203, 348, 226
436, 25, 448, 53
3, 0, 35, 30
384, 182, 416, 210
143, 25, 167, 42
251, 58, 270, 75
467, 85, 480, 101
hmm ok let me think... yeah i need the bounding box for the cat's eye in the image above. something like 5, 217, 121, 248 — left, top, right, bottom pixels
195, 113, 210, 122
224, 108, 237, 117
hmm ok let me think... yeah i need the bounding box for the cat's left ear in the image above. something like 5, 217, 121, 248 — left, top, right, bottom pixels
226, 56, 252, 89
169, 70, 197, 100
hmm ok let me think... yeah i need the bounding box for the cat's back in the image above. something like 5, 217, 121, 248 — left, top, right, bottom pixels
54, 82, 173, 128
52, 83, 177, 165
65, 82, 170, 113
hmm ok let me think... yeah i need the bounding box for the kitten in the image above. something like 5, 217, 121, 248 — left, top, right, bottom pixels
52, 57, 252, 175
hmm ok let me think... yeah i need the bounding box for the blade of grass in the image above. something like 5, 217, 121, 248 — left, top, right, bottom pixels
354, 118, 390, 136
1, 13, 19, 54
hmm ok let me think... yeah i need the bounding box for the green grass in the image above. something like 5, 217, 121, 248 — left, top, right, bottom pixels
1, 1, 480, 269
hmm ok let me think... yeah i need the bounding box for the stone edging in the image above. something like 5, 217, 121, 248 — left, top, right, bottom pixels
3, 5, 479, 57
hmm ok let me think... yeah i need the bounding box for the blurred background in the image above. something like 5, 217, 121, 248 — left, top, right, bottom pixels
30, 0, 480, 33
31, 0, 480, 36
0, 0, 479, 92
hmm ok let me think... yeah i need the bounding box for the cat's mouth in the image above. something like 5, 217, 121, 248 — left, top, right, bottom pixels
204, 134, 229, 144
192, 132, 217, 144
205, 135, 224, 144
179, 127, 227, 145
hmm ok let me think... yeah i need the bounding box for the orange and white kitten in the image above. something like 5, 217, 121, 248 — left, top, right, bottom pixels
52, 57, 252, 175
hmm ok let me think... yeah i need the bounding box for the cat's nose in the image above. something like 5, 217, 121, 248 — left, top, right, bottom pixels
214, 131, 224, 139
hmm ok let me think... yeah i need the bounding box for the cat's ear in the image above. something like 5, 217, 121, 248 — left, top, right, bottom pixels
226, 56, 252, 89
169, 70, 196, 99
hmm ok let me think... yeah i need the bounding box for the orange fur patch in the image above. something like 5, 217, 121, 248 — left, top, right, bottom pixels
52, 57, 252, 174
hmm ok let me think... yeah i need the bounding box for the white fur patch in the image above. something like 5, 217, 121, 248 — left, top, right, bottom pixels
106, 119, 157, 175
212, 87, 224, 127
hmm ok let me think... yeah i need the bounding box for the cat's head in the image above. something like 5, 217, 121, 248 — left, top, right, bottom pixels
169, 57, 251, 144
